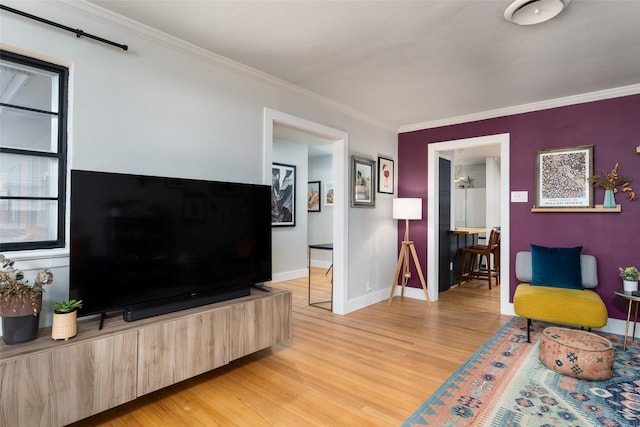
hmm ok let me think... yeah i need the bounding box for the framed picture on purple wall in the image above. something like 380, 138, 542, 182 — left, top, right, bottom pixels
535, 145, 594, 208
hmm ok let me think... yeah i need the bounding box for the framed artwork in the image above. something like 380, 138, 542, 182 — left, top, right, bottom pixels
324, 182, 334, 207
377, 156, 394, 194
351, 156, 376, 208
308, 181, 321, 212
272, 162, 296, 226
535, 145, 594, 208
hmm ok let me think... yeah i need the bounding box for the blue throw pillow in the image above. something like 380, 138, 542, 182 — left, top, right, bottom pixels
530, 244, 583, 289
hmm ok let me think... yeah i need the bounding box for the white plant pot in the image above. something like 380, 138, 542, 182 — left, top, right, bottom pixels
623, 280, 639, 293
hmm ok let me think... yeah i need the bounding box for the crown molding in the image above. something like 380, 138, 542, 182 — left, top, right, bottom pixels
46, 0, 395, 132
25, 2, 640, 136
399, 84, 640, 134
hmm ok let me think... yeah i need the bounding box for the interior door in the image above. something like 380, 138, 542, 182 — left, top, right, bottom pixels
438, 157, 451, 292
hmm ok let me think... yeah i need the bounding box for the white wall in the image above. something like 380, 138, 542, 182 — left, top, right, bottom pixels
0, 0, 397, 326
455, 188, 486, 228
272, 139, 308, 281
486, 156, 501, 229
348, 148, 397, 304
308, 154, 333, 267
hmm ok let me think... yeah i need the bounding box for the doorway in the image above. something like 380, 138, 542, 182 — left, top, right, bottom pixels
263, 108, 349, 314
426, 133, 510, 314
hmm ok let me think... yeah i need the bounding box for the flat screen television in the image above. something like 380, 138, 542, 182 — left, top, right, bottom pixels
69, 170, 272, 322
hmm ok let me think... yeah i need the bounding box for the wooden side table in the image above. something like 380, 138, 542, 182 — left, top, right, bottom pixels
614, 289, 640, 350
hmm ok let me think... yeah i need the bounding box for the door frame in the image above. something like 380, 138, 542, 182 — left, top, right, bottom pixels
426, 133, 511, 314
263, 108, 349, 314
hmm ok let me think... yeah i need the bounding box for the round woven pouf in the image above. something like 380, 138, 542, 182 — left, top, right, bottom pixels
539, 327, 615, 381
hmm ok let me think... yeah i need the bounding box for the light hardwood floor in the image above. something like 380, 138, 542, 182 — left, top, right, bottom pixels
70, 269, 510, 427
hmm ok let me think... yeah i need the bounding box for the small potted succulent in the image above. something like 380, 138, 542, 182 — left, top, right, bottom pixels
51, 299, 83, 341
620, 267, 640, 293
0, 254, 53, 344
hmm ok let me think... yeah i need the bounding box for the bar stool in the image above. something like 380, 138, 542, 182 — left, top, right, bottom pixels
472, 229, 500, 285
457, 229, 500, 289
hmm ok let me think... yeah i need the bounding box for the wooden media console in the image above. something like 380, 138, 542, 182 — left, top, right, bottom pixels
0, 288, 292, 427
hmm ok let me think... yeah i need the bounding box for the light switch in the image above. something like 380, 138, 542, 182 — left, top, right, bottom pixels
511, 191, 528, 203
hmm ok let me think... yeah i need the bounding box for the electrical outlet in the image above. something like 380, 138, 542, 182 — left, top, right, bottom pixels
511, 191, 528, 203
366, 281, 373, 292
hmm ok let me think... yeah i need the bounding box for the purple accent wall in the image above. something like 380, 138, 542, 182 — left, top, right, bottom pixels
398, 94, 640, 321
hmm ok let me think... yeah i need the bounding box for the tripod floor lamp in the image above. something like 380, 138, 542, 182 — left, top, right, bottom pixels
388, 198, 431, 305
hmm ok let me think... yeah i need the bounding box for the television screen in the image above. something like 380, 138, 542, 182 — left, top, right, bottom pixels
70, 170, 272, 318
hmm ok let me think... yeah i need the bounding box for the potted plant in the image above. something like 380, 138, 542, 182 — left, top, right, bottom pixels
51, 299, 82, 341
589, 163, 636, 208
620, 267, 640, 293
0, 254, 54, 344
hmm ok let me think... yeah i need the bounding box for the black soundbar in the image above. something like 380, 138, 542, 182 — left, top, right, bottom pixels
122, 287, 251, 322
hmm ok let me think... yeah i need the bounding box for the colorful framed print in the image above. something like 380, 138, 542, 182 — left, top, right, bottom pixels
535, 145, 594, 208
377, 156, 394, 194
351, 156, 375, 208
272, 162, 296, 226
308, 181, 321, 212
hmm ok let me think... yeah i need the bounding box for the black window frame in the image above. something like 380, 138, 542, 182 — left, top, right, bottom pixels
0, 50, 68, 252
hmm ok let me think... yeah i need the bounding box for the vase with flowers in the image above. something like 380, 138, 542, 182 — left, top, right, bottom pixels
589, 163, 636, 208
620, 267, 640, 293
0, 254, 53, 344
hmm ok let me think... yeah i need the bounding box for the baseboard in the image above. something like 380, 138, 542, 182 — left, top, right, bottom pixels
346, 289, 389, 312
272, 263, 331, 284
395, 291, 627, 337
389, 285, 430, 302
345, 285, 430, 312
309, 259, 332, 269
595, 318, 627, 336
271, 269, 307, 284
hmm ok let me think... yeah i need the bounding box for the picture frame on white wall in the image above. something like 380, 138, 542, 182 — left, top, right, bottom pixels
272, 162, 296, 226
308, 181, 321, 212
324, 182, 334, 207
377, 156, 394, 194
351, 156, 375, 208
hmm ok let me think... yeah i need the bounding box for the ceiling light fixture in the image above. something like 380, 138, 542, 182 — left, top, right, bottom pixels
504, 0, 571, 25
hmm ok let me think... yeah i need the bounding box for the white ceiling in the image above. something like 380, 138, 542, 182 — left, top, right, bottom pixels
87, 0, 640, 132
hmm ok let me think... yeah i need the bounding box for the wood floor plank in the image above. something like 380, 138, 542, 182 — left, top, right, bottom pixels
69, 269, 510, 426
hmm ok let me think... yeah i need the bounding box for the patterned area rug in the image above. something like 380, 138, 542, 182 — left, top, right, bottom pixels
403, 317, 640, 426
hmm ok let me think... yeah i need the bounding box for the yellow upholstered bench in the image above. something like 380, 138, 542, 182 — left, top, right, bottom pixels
513, 250, 608, 342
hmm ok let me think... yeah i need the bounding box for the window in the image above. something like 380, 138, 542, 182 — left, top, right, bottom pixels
0, 51, 68, 251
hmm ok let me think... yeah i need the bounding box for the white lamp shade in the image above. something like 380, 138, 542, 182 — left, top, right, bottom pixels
393, 198, 422, 220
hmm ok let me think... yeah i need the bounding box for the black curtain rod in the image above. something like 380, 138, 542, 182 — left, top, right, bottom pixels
0, 5, 128, 51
